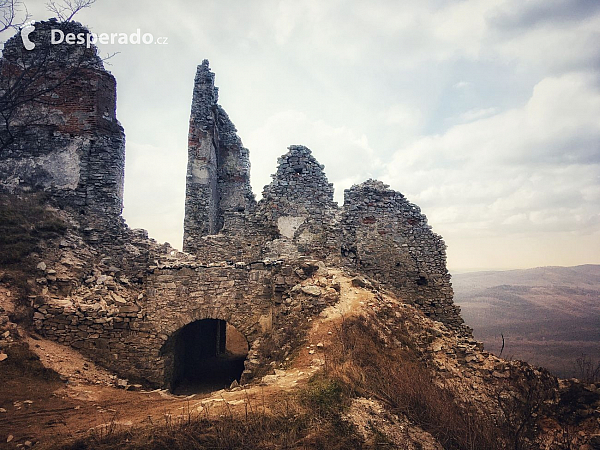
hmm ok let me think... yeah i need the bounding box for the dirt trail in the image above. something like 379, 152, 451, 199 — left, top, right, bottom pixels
0, 271, 377, 448
25, 335, 116, 387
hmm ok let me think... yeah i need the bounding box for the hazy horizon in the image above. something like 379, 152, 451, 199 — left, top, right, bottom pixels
451, 262, 600, 274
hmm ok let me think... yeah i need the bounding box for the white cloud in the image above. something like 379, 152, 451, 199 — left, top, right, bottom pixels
456, 107, 498, 123
382, 73, 600, 248
246, 110, 381, 204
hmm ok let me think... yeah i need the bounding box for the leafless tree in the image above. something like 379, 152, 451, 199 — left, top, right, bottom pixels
575, 354, 600, 384
2, 54, 66, 149
0, 23, 104, 151
45, 0, 96, 22
0, 0, 102, 151
0, 0, 31, 33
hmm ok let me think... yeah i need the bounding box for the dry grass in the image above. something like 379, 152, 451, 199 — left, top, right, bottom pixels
54, 379, 362, 450
27, 310, 582, 449
323, 315, 504, 450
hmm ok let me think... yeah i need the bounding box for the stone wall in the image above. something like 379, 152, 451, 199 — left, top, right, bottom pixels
178, 64, 466, 336
183, 60, 255, 254
183, 60, 220, 241
32, 255, 340, 387
0, 21, 125, 225
258, 145, 340, 259
340, 180, 465, 332
177, 60, 469, 332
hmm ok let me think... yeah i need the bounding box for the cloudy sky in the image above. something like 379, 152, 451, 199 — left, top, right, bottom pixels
21, 0, 600, 272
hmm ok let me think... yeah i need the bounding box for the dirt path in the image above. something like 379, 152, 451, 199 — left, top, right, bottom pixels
0, 271, 377, 448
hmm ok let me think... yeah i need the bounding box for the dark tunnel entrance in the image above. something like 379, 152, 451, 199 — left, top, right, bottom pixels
169, 319, 249, 395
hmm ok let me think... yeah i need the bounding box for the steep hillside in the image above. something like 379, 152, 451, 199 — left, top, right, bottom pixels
453, 265, 600, 378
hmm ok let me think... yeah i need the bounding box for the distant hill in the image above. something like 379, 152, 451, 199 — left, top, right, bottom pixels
453, 265, 600, 378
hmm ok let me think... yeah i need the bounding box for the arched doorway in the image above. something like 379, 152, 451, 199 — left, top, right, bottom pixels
166, 319, 249, 394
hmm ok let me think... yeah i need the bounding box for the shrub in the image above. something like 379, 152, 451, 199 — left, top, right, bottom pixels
300, 375, 347, 419
495, 365, 558, 450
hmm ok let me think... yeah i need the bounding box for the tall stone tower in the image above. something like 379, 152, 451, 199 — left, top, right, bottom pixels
183, 60, 255, 253
0, 20, 125, 225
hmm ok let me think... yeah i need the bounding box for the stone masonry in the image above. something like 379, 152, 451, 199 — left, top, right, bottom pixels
0, 20, 125, 229
31, 254, 325, 387
258, 145, 340, 259
341, 180, 457, 321
181, 62, 465, 331
183, 60, 255, 251
0, 24, 469, 389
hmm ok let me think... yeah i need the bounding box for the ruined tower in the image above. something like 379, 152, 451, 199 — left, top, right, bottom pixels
183, 60, 255, 253
0, 20, 125, 225
0, 42, 471, 388
258, 145, 340, 258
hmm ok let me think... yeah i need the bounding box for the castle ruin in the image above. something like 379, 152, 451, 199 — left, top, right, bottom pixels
0, 22, 469, 391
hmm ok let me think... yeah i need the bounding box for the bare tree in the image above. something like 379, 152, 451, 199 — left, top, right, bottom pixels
0, 0, 103, 151
0, 0, 30, 33
0, 47, 62, 150
45, 0, 96, 22
575, 354, 600, 384
0, 21, 105, 152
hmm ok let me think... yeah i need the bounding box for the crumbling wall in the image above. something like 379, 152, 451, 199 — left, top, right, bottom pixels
258, 145, 339, 259
0, 30, 475, 390
0, 21, 154, 282
215, 105, 255, 231
180, 230, 272, 264
341, 180, 466, 332
179, 67, 467, 339
33, 259, 275, 385
184, 60, 220, 241
0, 21, 125, 225
31, 256, 339, 387
183, 60, 256, 254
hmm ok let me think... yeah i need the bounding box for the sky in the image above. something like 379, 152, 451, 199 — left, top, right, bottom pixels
14, 0, 600, 272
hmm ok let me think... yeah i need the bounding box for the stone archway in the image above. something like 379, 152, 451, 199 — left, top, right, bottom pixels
161, 319, 249, 394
